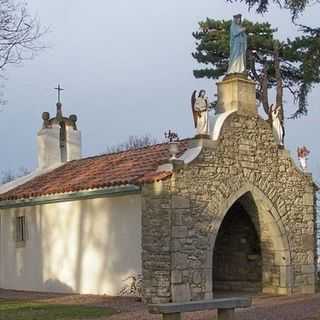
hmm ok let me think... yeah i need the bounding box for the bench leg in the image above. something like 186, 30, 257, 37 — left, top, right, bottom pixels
162, 313, 181, 320
217, 308, 235, 320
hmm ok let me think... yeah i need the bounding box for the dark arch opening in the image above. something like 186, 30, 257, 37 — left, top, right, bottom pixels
212, 201, 262, 293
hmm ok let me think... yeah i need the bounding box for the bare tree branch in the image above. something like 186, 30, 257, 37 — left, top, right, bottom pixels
1, 166, 30, 184
0, 0, 47, 103
105, 134, 159, 154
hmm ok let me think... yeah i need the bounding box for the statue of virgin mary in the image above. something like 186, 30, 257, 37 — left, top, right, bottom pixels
227, 14, 247, 74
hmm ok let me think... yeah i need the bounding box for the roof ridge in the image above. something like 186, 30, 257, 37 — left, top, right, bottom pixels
69, 138, 190, 163
0, 138, 191, 202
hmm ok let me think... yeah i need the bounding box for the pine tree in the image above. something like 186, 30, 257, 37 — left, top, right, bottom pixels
226, 0, 311, 19
192, 18, 320, 118
283, 24, 320, 117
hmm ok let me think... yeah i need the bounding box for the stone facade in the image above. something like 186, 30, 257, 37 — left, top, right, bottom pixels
142, 111, 317, 303
212, 202, 262, 292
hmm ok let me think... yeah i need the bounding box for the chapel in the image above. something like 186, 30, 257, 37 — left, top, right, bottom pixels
0, 74, 317, 303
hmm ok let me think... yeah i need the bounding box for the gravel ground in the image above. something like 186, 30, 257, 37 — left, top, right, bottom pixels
0, 289, 319, 320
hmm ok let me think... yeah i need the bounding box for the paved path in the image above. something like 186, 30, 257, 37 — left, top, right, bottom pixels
0, 289, 319, 320
108, 293, 320, 320
109, 294, 320, 320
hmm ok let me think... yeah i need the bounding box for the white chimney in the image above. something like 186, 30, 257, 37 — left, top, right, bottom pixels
37, 101, 81, 169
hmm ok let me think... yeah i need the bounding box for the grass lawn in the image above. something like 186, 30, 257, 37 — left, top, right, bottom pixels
0, 299, 114, 320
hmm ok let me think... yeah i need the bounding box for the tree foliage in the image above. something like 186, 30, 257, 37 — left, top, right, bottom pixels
226, 0, 318, 19
106, 134, 158, 154
284, 24, 320, 116
192, 18, 320, 117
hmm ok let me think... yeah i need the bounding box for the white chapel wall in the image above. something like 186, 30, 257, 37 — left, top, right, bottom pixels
37, 126, 61, 169
66, 126, 81, 162
0, 194, 142, 295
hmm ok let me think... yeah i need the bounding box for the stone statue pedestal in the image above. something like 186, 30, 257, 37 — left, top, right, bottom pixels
216, 74, 256, 115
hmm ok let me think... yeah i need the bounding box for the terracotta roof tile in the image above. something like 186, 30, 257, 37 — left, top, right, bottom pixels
0, 140, 188, 201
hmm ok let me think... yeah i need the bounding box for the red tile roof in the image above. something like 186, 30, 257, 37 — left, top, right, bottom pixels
0, 141, 188, 201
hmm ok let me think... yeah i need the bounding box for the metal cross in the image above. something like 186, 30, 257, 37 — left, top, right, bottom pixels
54, 84, 64, 103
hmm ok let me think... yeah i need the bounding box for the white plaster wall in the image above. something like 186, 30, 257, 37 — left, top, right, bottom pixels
0, 194, 142, 295
66, 127, 81, 161
37, 126, 61, 169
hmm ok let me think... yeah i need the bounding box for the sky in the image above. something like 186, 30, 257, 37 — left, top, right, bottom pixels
0, 0, 319, 180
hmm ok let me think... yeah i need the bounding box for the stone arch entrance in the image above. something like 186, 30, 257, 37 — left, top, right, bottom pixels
212, 199, 262, 293
208, 184, 292, 297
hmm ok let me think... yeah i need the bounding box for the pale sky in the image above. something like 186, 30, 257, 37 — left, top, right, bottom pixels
0, 0, 319, 180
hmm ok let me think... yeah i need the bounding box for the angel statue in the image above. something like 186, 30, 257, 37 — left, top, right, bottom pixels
191, 90, 209, 136
269, 104, 284, 146
297, 146, 310, 171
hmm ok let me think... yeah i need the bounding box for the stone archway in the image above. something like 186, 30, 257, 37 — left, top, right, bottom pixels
206, 183, 292, 298
212, 200, 262, 293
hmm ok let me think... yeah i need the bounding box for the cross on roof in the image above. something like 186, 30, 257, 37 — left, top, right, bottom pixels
54, 84, 64, 103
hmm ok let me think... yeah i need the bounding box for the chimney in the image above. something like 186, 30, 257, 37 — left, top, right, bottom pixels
37, 100, 81, 169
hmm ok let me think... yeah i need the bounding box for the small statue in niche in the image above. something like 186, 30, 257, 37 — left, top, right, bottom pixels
297, 146, 310, 171
191, 90, 209, 136
269, 104, 284, 146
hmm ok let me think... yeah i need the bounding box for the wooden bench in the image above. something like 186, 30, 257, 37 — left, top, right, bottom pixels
148, 297, 252, 320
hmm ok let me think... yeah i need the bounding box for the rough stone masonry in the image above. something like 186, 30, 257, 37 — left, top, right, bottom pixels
141, 76, 317, 304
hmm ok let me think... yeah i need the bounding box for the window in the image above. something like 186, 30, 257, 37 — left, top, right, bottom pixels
16, 216, 26, 242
